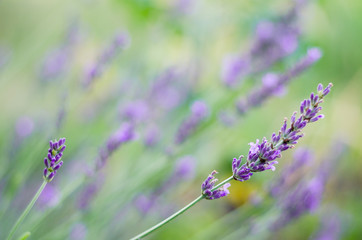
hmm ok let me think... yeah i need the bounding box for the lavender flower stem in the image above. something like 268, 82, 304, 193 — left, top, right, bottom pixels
211, 175, 234, 191
7, 180, 47, 240
130, 195, 204, 240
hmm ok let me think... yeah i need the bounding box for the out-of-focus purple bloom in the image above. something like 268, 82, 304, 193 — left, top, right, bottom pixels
261, 73, 286, 97
15, 116, 34, 139
236, 48, 323, 114
175, 100, 209, 144
233, 83, 332, 182
83, 32, 130, 87
271, 176, 324, 230
311, 213, 342, 240
270, 148, 313, 197
221, 54, 249, 88
69, 223, 87, 240
39, 23, 79, 81
96, 122, 135, 170
143, 125, 160, 147
201, 171, 231, 200
43, 138, 66, 182
78, 176, 104, 210
174, 155, 196, 180
220, 2, 305, 88
37, 184, 60, 209
121, 100, 149, 123
134, 194, 156, 215
148, 67, 189, 110
106, 123, 135, 153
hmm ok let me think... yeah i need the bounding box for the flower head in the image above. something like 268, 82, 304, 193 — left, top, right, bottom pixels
43, 138, 66, 182
233, 83, 332, 181
201, 171, 231, 200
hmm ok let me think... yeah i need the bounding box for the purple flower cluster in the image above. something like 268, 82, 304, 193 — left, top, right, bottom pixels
201, 171, 231, 200
96, 123, 135, 170
175, 100, 209, 144
233, 83, 332, 182
83, 32, 130, 87
220, 1, 305, 88
43, 138, 66, 182
236, 48, 322, 114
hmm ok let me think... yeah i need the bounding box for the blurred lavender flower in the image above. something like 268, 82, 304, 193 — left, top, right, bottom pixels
233, 83, 332, 182
121, 100, 150, 124
69, 223, 87, 240
39, 23, 79, 81
220, 1, 305, 87
143, 125, 160, 147
43, 138, 66, 182
221, 54, 249, 88
83, 32, 130, 87
37, 184, 60, 209
236, 48, 322, 114
134, 156, 196, 214
15, 116, 34, 139
270, 148, 314, 197
148, 67, 190, 110
311, 212, 342, 240
173, 0, 194, 15
96, 122, 135, 170
175, 100, 209, 144
201, 171, 231, 200
270, 140, 346, 231
78, 179, 102, 210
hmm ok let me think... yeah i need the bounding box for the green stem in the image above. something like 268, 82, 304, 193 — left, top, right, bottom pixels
6, 180, 47, 240
211, 175, 234, 191
130, 195, 204, 240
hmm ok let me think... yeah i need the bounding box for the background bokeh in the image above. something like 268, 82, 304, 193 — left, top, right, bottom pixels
0, 0, 361, 239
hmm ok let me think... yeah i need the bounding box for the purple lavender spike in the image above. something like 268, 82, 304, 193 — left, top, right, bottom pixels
15, 116, 34, 139
231, 83, 332, 182
235, 48, 323, 115
43, 138, 66, 182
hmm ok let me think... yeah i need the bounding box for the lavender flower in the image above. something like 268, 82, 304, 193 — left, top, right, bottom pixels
43, 138, 66, 182
175, 100, 209, 144
39, 23, 79, 81
69, 223, 87, 240
233, 83, 332, 181
220, 1, 305, 87
83, 32, 130, 87
311, 212, 342, 240
236, 48, 322, 114
201, 171, 231, 200
121, 100, 150, 124
96, 122, 135, 170
270, 148, 313, 197
221, 54, 249, 88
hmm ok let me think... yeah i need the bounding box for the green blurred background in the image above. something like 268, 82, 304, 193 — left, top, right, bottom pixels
0, 0, 361, 239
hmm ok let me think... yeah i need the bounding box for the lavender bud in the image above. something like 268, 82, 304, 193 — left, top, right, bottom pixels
201, 171, 231, 200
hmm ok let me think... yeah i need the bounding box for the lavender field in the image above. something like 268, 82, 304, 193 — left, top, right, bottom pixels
0, 0, 361, 239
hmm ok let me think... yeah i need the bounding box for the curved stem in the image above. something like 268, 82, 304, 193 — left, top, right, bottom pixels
130, 195, 204, 240
6, 180, 47, 240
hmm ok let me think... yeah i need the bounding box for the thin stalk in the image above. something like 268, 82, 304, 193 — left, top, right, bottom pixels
6, 180, 47, 240
211, 176, 234, 191
130, 195, 204, 240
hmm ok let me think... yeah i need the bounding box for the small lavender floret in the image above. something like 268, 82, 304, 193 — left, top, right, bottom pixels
201, 171, 231, 200
43, 138, 66, 182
